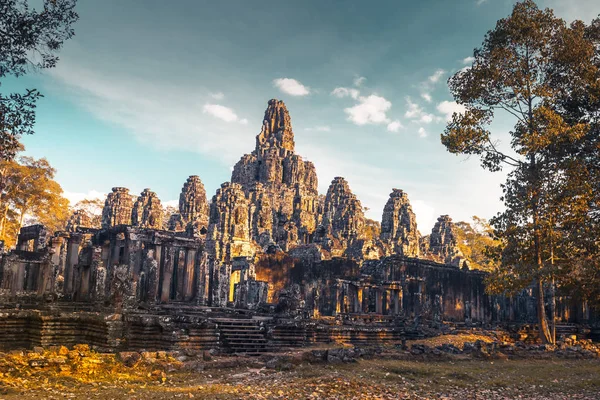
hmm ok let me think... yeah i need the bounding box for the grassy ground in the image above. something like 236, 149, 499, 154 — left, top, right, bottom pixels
1, 357, 599, 399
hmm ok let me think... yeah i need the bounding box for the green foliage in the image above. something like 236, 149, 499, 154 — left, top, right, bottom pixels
70, 197, 105, 229
0, 0, 78, 160
454, 216, 501, 272
441, 0, 600, 342
0, 151, 69, 247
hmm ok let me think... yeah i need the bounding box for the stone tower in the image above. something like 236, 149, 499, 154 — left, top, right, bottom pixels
167, 175, 209, 234
229, 99, 320, 249
380, 189, 420, 257
131, 189, 163, 229
320, 177, 365, 241
429, 215, 465, 266
101, 187, 134, 229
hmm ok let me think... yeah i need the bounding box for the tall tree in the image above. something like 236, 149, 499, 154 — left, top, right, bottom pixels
441, 1, 599, 343
454, 216, 501, 272
0, 154, 69, 247
69, 197, 104, 229
1, 0, 78, 160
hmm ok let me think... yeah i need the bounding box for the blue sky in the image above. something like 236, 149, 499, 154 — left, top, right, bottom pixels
9, 0, 599, 233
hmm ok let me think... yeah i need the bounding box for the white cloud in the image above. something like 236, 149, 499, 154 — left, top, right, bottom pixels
240, 118, 248, 125
462, 56, 475, 65
404, 97, 422, 119
163, 199, 179, 209
331, 87, 360, 100
387, 120, 403, 132
63, 190, 106, 207
421, 93, 432, 103
428, 69, 446, 84
420, 114, 434, 124
411, 199, 436, 235
203, 103, 240, 122
353, 76, 366, 87
404, 97, 436, 124
209, 92, 224, 100
418, 127, 427, 138
273, 78, 310, 96
345, 94, 392, 126
437, 100, 467, 122
47, 60, 255, 165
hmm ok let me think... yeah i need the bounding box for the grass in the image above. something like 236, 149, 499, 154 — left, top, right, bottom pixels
0, 348, 599, 399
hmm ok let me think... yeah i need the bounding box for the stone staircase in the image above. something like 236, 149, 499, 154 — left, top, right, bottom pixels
213, 318, 268, 355
270, 325, 306, 348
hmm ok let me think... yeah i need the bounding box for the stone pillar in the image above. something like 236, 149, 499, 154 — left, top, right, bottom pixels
375, 288, 383, 314
143, 246, 159, 303
37, 257, 54, 295
393, 289, 401, 315
183, 248, 196, 301
212, 262, 232, 307
386, 289, 395, 315
357, 286, 363, 313
64, 234, 82, 296
362, 287, 370, 313
160, 245, 174, 302
195, 253, 209, 305
334, 284, 342, 315
91, 247, 106, 304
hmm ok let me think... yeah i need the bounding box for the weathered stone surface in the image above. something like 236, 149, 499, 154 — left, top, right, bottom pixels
131, 189, 163, 229
65, 210, 92, 232
203, 183, 257, 306
428, 215, 465, 266
166, 213, 185, 232
320, 177, 365, 241
380, 189, 419, 257
229, 99, 320, 251
310, 177, 374, 259
178, 175, 209, 233
206, 183, 254, 263
1, 97, 598, 355
101, 187, 134, 229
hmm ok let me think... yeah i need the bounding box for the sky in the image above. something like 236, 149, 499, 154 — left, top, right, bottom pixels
7, 0, 600, 233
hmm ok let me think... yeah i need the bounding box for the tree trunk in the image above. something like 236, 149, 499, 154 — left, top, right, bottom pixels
0, 204, 8, 239
17, 208, 25, 233
536, 278, 552, 343
530, 153, 553, 344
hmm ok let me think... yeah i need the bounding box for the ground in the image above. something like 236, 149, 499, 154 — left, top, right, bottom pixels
0, 334, 599, 399
2, 358, 600, 399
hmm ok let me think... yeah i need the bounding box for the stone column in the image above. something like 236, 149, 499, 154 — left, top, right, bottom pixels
183, 248, 196, 301
160, 245, 174, 302
64, 234, 82, 296
386, 289, 395, 315
393, 289, 401, 315
149, 244, 162, 303
333, 284, 342, 315
195, 252, 209, 305
362, 287, 370, 313
375, 288, 383, 314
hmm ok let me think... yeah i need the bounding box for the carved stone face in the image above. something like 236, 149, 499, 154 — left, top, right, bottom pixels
114, 265, 128, 281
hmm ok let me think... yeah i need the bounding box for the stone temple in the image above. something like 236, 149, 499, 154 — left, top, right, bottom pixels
0, 99, 597, 352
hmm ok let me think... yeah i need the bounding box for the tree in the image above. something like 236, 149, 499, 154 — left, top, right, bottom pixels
441, 1, 599, 343
70, 197, 104, 229
1, 0, 78, 160
0, 154, 69, 247
454, 216, 501, 272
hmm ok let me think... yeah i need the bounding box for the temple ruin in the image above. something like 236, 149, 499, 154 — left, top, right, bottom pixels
0, 99, 597, 352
